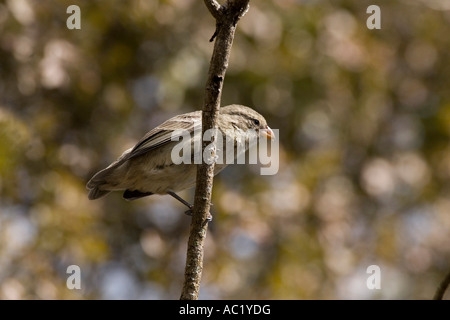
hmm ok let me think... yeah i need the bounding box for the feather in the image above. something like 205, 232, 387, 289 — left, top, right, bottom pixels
127, 111, 202, 160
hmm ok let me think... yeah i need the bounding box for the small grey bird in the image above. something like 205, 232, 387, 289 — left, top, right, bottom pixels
86, 104, 274, 214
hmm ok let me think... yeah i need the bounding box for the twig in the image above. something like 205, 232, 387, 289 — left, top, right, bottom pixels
179, 0, 250, 300
204, 0, 223, 19
433, 270, 450, 300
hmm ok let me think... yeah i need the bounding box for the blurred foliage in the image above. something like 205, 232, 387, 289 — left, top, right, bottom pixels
1, 0, 450, 299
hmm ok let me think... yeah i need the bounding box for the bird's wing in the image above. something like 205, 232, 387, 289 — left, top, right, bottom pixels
127, 111, 202, 160
86, 111, 202, 192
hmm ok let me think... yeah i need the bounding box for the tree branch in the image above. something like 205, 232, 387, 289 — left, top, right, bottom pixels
433, 270, 450, 300
180, 0, 250, 300
203, 0, 223, 20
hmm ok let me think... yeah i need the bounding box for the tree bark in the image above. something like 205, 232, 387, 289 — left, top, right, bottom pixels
433, 270, 450, 300
180, 0, 250, 300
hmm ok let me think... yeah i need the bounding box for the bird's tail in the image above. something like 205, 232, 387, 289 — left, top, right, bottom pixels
86, 163, 123, 200
87, 148, 131, 200
86, 166, 114, 200
88, 186, 111, 200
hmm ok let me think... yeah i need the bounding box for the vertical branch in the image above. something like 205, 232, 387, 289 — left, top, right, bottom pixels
433, 271, 450, 300
180, 0, 250, 300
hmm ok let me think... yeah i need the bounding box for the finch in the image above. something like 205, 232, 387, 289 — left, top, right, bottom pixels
86, 104, 274, 213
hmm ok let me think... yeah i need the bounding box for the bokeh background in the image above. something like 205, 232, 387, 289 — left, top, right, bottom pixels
1, 0, 450, 299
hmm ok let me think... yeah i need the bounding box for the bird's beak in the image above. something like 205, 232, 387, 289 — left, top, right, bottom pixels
260, 125, 275, 141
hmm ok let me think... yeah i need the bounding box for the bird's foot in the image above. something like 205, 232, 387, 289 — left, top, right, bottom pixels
184, 208, 213, 222
167, 191, 213, 221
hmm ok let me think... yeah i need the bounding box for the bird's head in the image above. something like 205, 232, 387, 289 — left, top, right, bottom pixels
220, 104, 275, 141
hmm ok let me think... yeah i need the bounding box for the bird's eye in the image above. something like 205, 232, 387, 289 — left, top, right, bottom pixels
253, 119, 260, 126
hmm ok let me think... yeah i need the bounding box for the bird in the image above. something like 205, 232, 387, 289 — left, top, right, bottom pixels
86, 104, 274, 217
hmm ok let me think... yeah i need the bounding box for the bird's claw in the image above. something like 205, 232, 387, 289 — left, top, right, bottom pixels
184, 209, 213, 222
